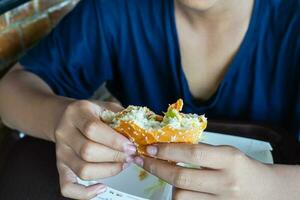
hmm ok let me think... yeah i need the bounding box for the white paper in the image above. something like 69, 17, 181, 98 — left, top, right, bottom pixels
201, 132, 273, 164
77, 132, 274, 200
77, 165, 168, 200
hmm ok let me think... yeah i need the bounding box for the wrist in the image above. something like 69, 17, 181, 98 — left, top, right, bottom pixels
43, 95, 75, 142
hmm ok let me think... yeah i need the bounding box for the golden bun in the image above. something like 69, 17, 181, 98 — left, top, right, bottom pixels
102, 99, 207, 154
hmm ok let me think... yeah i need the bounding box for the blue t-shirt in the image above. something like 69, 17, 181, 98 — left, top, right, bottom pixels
20, 0, 299, 140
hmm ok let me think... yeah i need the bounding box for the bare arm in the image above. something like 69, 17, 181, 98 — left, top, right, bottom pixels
0, 63, 137, 199
0, 63, 73, 141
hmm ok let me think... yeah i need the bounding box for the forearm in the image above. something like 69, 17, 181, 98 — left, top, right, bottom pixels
0, 64, 74, 142
270, 164, 300, 199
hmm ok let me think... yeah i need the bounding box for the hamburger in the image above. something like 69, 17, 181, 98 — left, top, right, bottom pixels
100, 99, 207, 154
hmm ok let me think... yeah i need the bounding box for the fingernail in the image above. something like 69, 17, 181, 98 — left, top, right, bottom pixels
96, 185, 107, 194
125, 156, 134, 163
146, 145, 158, 156
134, 156, 144, 167
122, 162, 131, 170
124, 144, 137, 155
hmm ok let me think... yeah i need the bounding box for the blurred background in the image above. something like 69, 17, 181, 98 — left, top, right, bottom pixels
0, 0, 79, 166
0, 0, 116, 167
0, 0, 79, 74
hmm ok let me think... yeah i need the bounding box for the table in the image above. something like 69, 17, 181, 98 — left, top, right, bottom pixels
0, 136, 70, 200
0, 121, 299, 200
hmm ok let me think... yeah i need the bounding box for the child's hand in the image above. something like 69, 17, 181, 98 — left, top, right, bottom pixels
54, 100, 136, 199
139, 143, 281, 200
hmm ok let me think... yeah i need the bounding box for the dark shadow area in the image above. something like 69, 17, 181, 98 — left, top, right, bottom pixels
0, 135, 70, 200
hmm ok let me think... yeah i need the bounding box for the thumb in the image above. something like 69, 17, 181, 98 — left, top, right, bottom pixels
57, 162, 107, 199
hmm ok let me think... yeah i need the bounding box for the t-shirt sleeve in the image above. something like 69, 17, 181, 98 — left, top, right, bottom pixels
20, 0, 113, 99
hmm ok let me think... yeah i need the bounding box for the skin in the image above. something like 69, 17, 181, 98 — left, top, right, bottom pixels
176, 0, 254, 100
0, 65, 137, 199
141, 144, 300, 200
0, 0, 299, 200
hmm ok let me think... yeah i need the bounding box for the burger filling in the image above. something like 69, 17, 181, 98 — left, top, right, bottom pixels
100, 105, 206, 131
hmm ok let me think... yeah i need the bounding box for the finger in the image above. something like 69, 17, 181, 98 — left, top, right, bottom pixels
77, 116, 135, 153
173, 188, 217, 200
58, 162, 107, 199
59, 146, 123, 180
146, 143, 232, 169
94, 101, 124, 112
68, 101, 133, 153
66, 128, 128, 163
142, 156, 223, 194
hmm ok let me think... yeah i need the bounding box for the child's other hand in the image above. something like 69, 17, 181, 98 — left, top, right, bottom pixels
54, 100, 136, 199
